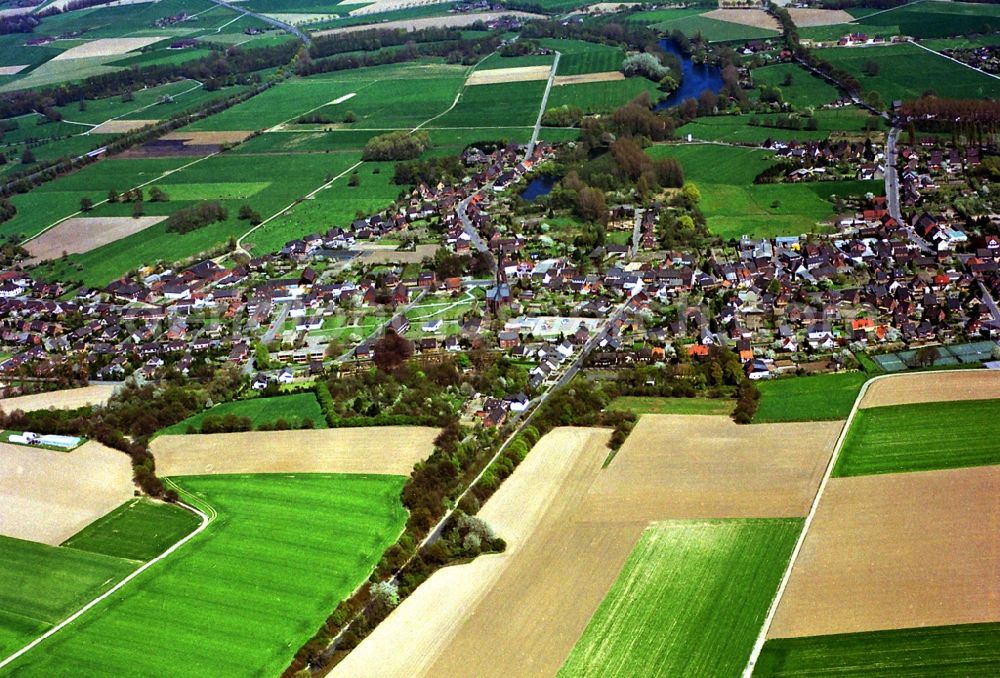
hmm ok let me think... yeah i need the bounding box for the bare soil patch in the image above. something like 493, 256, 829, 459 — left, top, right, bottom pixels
466, 65, 551, 86
769, 465, 1000, 638
582, 415, 842, 520
150, 427, 439, 477
861, 370, 1000, 409
89, 118, 159, 134
313, 11, 545, 36
553, 71, 624, 86
357, 244, 440, 264
0, 64, 27, 76
582, 2, 642, 14
0, 440, 134, 545
703, 8, 781, 30
340, 415, 841, 677
52, 37, 167, 61
160, 130, 253, 145
0, 385, 116, 413
787, 8, 854, 27
25, 216, 168, 262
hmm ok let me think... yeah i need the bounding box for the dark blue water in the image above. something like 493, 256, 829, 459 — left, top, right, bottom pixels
521, 174, 558, 201
654, 40, 723, 110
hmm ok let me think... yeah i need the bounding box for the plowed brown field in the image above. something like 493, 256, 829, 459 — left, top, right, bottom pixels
768, 465, 1000, 638
151, 427, 439, 476
861, 370, 1000, 408
0, 385, 116, 413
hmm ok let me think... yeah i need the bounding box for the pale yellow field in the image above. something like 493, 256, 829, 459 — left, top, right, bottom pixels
0, 385, 117, 413
703, 8, 780, 30
553, 71, 624, 86
0, 64, 27, 75
0, 440, 134, 545
466, 65, 552, 86
89, 119, 159, 134
787, 8, 854, 27
769, 465, 1000, 638
52, 37, 167, 61
26, 216, 167, 262
151, 427, 439, 476
861, 370, 1000, 408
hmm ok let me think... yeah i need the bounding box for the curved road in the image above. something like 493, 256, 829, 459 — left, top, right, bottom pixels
206, 0, 312, 45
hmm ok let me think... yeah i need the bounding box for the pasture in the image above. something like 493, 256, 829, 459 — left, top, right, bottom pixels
814, 43, 1000, 102
835, 397, 1000, 476
157, 392, 326, 435
768, 465, 1000, 639
754, 372, 868, 423
649, 143, 851, 239
751, 63, 841, 109
546, 77, 662, 114
60, 498, 200, 562
150, 425, 438, 476
543, 39, 625, 76
431, 80, 546, 128
2, 473, 409, 677
756, 622, 1000, 676
607, 396, 734, 416
0, 535, 135, 657
559, 519, 801, 678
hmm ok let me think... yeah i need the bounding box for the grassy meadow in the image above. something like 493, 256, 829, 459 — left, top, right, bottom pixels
755, 622, 1000, 676
547, 78, 662, 115
3, 473, 408, 677
157, 392, 326, 435
814, 43, 1000, 102
60, 498, 200, 562
648, 144, 856, 239
754, 372, 868, 423
835, 398, 1000, 476
608, 396, 734, 416
751, 64, 841, 109
559, 519, 801, 678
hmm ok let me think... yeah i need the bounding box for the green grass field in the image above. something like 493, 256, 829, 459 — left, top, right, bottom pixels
608, 396, 734, 416
433, 80, 547, 128
754, 372, 868, 423
3, 473, 408, 677
559, 519, 801, 678
543, 39, 625, 76
835, 397, 1000, 476
751, 63, 841, 109
648, 144, 855, 239
814, 43, 1000, 102
755, 622, 1000, 676
61, 498, 200, 562
157, 392, 326, 435
0, 535, 136, 657
678, 109, 880, 145
546, 77, 662, 114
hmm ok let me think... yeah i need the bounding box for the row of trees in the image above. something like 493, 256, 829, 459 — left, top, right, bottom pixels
165, 201, 227, 234
362, 130, 429, 161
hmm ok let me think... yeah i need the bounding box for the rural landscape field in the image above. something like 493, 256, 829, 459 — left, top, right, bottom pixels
1, 0, 999, 676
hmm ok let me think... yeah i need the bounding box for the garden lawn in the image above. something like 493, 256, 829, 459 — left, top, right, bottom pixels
157, 392, 327, 436
60, 498, 200, 562
559, 519, 801, 678
754, 372, 868, 423
608, 396, 734, 416
814, 43, 1000, 103
0, 535, 136, 656
2, 473, 408, 677
835, 398, 1000, 477
755, 622, 1000, 676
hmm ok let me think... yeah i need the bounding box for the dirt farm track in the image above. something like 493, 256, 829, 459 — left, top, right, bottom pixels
335, 416, 841, 678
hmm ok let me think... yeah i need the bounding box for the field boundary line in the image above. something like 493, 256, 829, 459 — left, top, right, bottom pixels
911, 40, 1000, 81
0, 484, 213, 670
846, 0, 925, 23
741, 368, 968, 676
